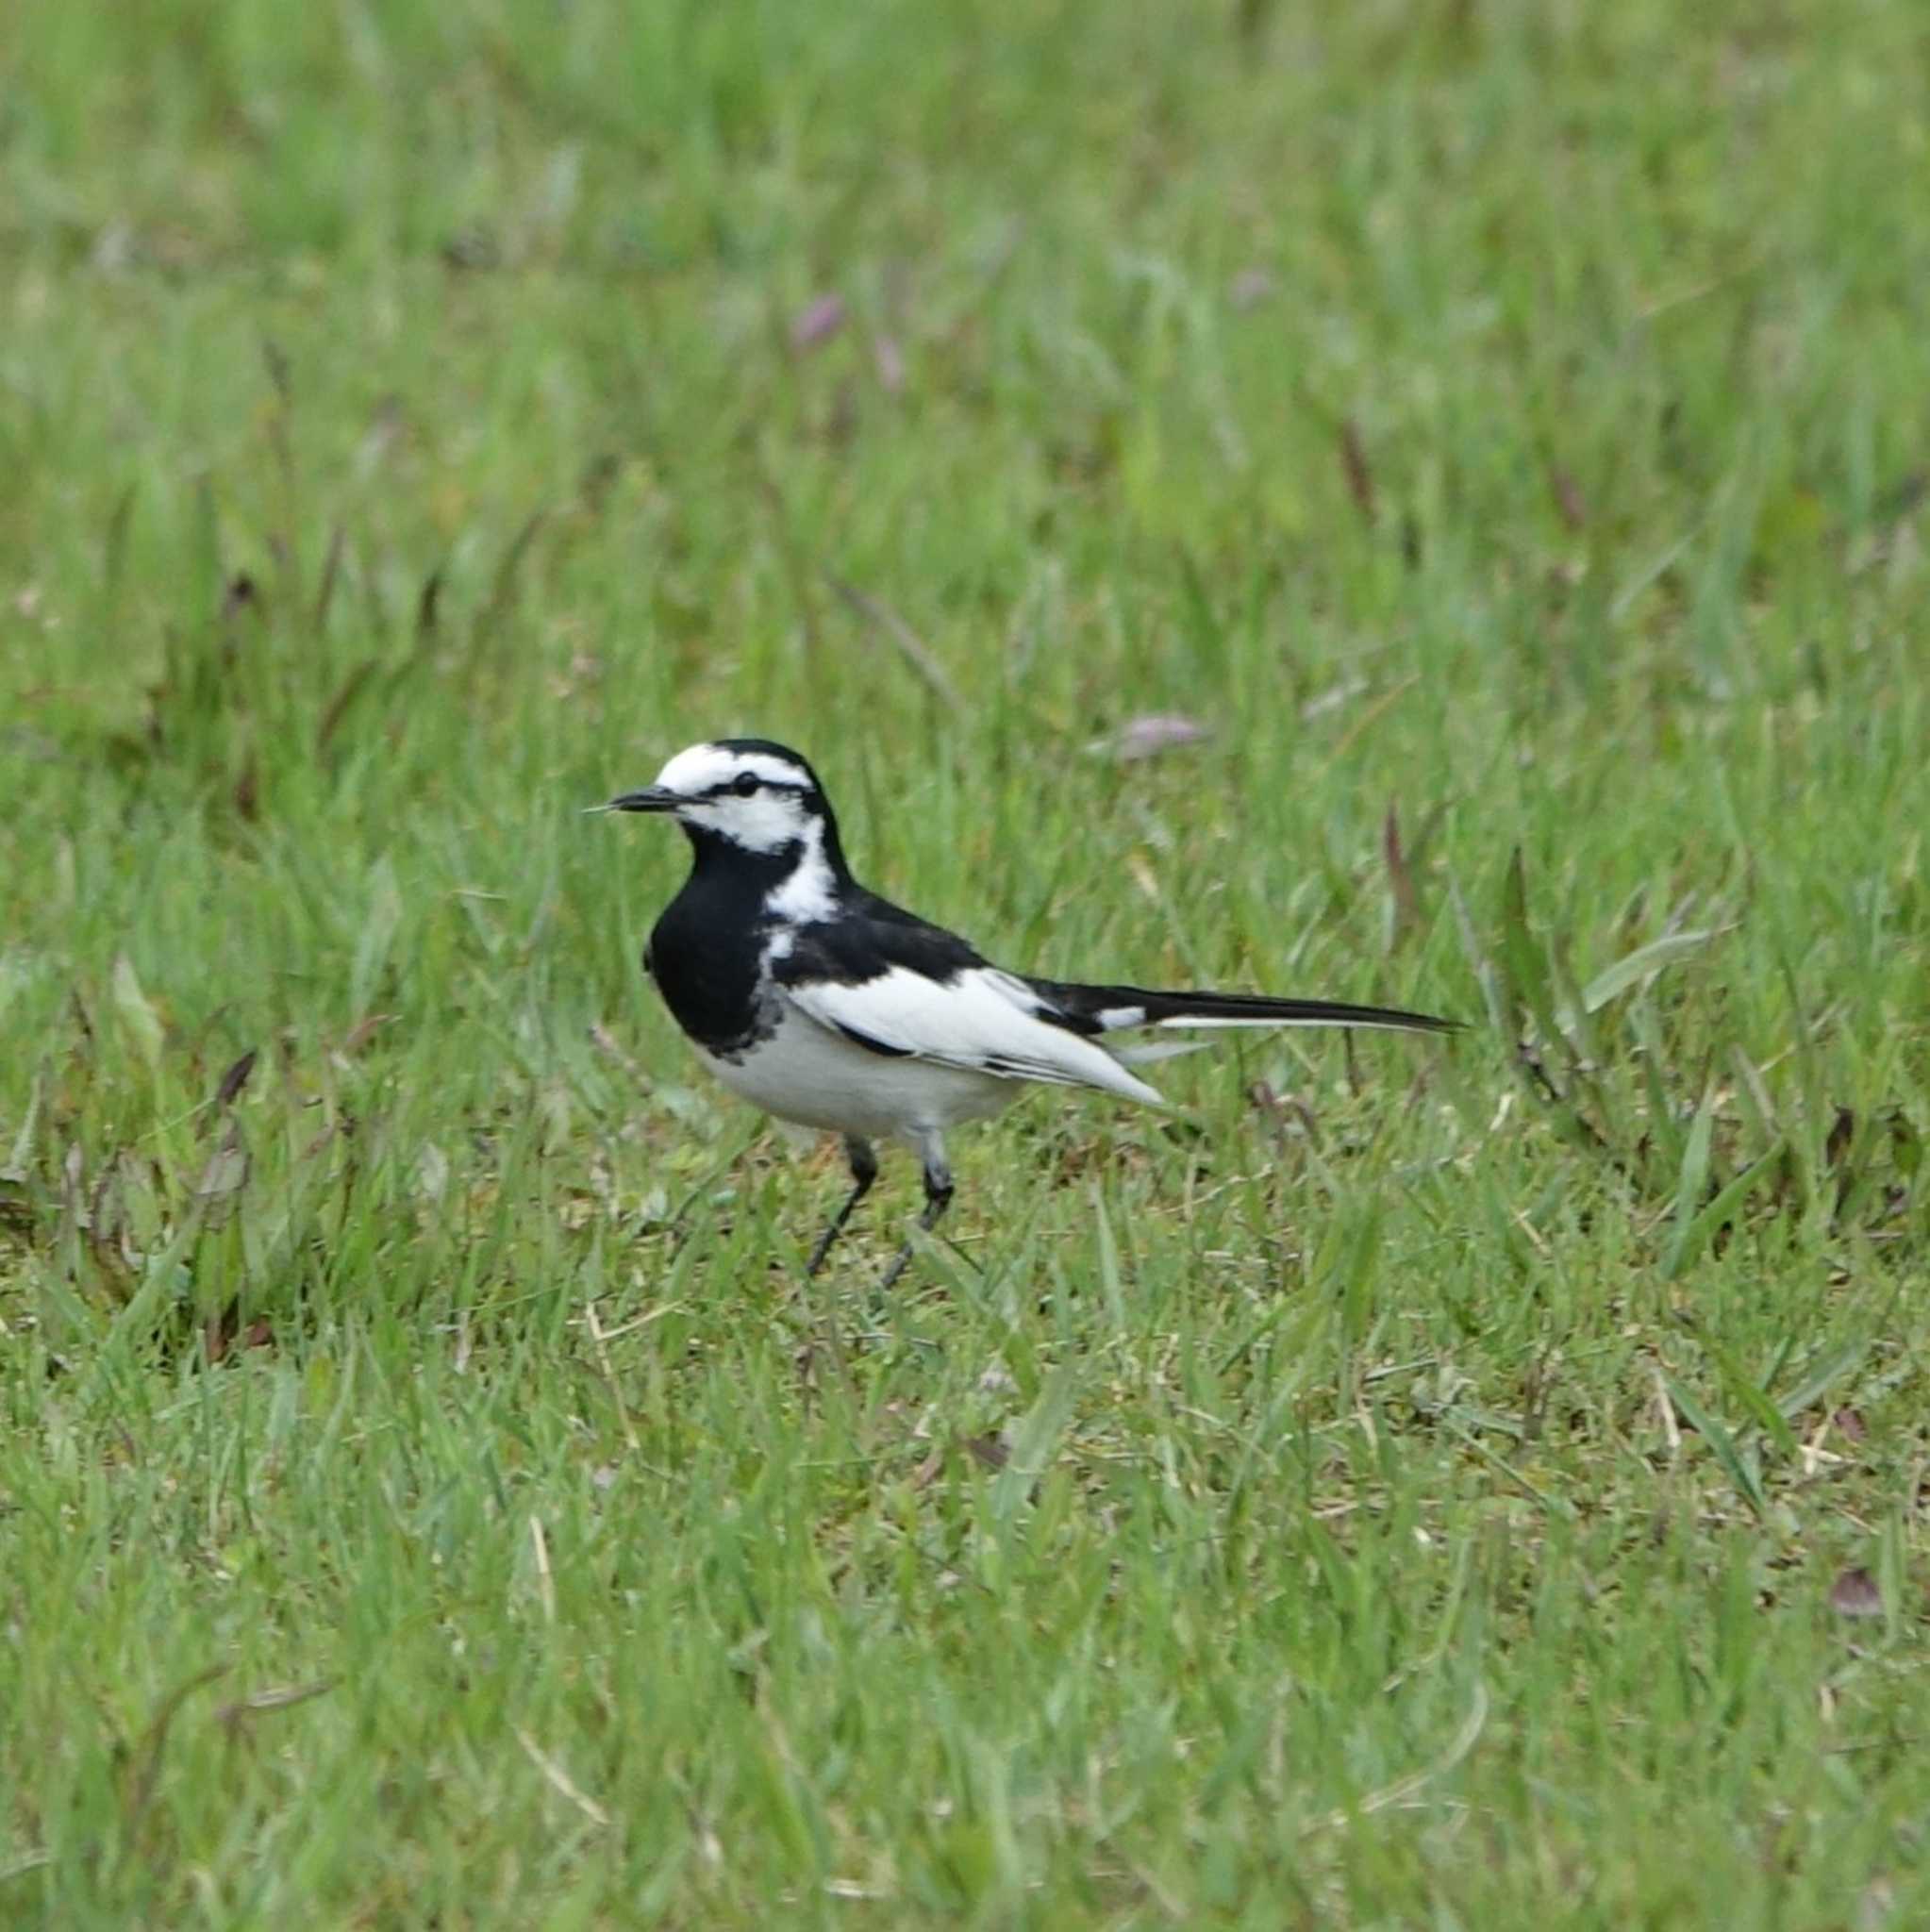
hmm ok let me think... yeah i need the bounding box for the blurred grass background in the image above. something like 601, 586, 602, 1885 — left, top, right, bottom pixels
2, 0, 1928, 1924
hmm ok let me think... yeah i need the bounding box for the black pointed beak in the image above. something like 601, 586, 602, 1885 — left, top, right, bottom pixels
588, 786, 681, 815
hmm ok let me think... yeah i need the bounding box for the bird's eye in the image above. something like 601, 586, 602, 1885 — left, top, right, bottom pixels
731, 772, 760, 798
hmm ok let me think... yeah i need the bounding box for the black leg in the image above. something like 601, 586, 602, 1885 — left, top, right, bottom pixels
806, 1136, 878, 1277
879, 1148, 955, 1291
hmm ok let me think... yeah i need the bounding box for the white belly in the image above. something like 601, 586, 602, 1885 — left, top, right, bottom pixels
696, 1007, 1021, 1145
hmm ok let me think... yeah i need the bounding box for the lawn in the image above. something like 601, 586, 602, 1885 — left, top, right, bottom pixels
3, 0, 1928, 1924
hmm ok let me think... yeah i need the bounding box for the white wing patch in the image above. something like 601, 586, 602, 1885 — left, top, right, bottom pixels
782, 967, 1163, 1106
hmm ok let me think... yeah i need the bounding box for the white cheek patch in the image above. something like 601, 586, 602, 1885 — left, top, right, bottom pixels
684, 791, 808, 853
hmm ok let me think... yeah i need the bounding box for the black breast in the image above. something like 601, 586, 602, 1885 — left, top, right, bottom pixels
644, 837, 788, 1058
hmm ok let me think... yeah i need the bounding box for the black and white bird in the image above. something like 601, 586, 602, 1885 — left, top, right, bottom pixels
597, 739, 1454, 1285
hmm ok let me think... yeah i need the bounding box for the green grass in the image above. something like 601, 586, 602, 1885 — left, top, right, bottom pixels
4, 0, 1929, 1923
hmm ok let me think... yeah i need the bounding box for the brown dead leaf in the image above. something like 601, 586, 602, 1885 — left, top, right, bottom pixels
311, 523, 346, 632
116, 1664, 229, 1862
232, 754, 259, 822
441, 224, 501, 271
340, 1013, 396, 1056
214, 1049, 258, 1109
1548, 460, 1588, 531
1339, 418, 1376, 525
316, 658, 378, 753
963, 1433, 1010, 1471
204, 1305, 237, 1364
216, 1678, 335, 1734
1247, 1079, 1288, 1144
204, 1306, 274, 1365
1830, 1566, 1883, 1621
415, 568, 442, 641
912, 1433, 1012, 1487
221, 574, 259, 623
1879, 471, 1927, 521
790, 294, 847, 352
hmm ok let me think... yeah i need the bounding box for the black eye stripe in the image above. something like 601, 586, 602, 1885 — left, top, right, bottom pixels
702, 774, 805, 800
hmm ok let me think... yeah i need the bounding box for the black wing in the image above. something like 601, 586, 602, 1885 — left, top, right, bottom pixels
773, 887, 988, 991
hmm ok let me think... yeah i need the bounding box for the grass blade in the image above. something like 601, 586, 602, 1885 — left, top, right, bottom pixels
1661, 1371, 1767, 1518
1663, 1138, 1784, 1280
1578, 929, 1721, 1015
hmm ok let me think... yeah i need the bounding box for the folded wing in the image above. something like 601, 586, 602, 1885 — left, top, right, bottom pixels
778, 961, 1165, 1106
772, 902, 1453, 1110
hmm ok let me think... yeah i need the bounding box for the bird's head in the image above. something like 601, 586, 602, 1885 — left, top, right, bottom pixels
596, 739, 842, 866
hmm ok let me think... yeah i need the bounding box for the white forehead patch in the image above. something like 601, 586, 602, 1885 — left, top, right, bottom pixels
650, 741, 821, 856
653, 742, 810, 796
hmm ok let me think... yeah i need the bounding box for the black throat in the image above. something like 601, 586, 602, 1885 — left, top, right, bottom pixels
644, 817, 850, 1058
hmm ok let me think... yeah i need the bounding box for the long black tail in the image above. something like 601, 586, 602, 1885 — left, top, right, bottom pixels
1032, 978, 1458, 1040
